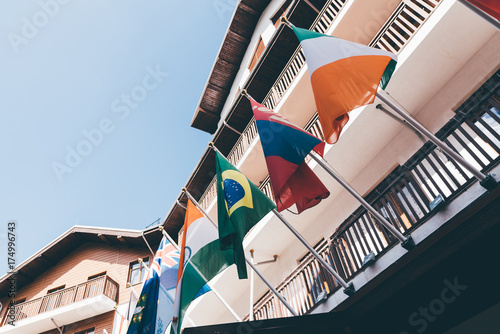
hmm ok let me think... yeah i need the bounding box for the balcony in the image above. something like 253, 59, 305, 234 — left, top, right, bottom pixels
198, 0, 443, 210
185, 0, 500, 325
174, 0, 500, 327
0, 275, 119, 334
248, 73, 500, 320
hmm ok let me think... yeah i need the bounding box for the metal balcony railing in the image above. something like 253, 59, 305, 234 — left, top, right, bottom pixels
2, 275, 119, 325
248, 74, 500, 320
370, 0, 441, 53
197, 0, 442, 210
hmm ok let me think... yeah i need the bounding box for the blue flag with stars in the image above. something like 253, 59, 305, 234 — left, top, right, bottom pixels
127, 236, 180, 334
215, 151, 276, 279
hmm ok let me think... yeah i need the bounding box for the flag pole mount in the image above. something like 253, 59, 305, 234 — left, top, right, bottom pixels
280, 16, 295, 28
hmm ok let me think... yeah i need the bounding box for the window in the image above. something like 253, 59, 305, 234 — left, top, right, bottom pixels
75, 328, 95, 334
248, 38, 265, 72
128, 257, 149, 285
43, 285, 66, 312
47, 285, 66, 294
11, 298, 26, 305
270, 0, 292, 26
88, 272, 106, 280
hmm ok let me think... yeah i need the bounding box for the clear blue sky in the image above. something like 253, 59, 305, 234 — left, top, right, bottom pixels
0, 1, 236, 273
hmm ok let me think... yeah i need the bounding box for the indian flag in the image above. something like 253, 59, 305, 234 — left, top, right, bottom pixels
292, 26, 397, 144
171, 199, 232, 334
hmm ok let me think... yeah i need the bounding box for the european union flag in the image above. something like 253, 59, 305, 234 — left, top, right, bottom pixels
127, 237, 180, 334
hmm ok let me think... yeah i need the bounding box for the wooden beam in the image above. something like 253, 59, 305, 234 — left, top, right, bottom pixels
117, 236, 130, 247
97, 233, 111, 243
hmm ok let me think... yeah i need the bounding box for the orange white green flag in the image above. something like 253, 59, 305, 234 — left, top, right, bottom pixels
292, 26, 397, 144
171, 199, 232, 334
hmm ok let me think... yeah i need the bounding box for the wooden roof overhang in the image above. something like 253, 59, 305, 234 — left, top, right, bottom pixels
0, 226, 163, 296
163, 0, 327, 238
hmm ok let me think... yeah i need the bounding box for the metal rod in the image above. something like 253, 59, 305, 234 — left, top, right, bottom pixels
223, 121, 243, 135
160, 227, 242, 322
457, 0, 500, 31
158, 226, 179, 250
50, 318, 63, 334
376, 91, 489, 183
176, 200, 187, 210
254, 255, 279, 266
272, 209, 352, 291
245, 256, 299, 316
308, 152, 407, 244
249, 250, 255, 321
183, 189, 299, 316
376, 104, 426, 143
304, 0, 321, 14
141, 230, 156, 256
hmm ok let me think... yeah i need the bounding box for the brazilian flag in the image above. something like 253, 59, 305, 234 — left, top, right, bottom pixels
215, 151, 276, 279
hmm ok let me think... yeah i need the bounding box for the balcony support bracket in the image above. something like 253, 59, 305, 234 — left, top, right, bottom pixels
343, 283, 355, 297
362, 251, 376, 267
401, 236, 416, 251
480, 174, 498, 191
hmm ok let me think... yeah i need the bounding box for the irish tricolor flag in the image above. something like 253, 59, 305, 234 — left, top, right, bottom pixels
292, 26, 397, 144
171, 199, 232, 334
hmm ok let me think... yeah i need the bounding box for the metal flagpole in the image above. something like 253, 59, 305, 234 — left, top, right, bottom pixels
376, 91, 498, 191
158, 227, 242, 322
308, 151, 416, 251
249, 249, 255, 321
209, 142, 355, 296
249, 250, 278, 321
456, 0, 500, 31
271, 209, 355, 295
183, 189, 299, 316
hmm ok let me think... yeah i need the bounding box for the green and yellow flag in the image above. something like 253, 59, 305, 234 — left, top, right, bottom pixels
215, 151, 276, 279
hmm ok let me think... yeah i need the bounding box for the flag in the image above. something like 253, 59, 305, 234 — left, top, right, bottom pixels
250, 99, 330, 213
127, 236, 180, 334
215, 151, 276, 279
171, 199, 232, 334
118, 291, 139, 334
292, 26, 397, 144
464, 0, 500, 20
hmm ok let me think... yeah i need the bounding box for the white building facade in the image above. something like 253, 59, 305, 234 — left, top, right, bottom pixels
163, 1, 500, 333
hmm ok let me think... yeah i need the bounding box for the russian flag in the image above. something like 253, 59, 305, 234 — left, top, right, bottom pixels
251, 99, 329, 213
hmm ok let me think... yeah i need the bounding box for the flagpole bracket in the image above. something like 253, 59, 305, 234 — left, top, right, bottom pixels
401, 235, 416, 251
280, 16, 295, 28
479, 174, 498, 191
343, 282, 355, 296
361, 251, 376, 268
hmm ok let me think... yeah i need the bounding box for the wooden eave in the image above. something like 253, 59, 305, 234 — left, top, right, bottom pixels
164, 0, 326, 237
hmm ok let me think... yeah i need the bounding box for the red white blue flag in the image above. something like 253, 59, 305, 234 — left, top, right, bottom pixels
250, 99, 329, 213
465, 0, 500, 20
127, 236, 180, 334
